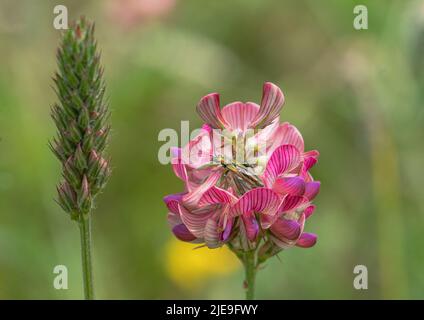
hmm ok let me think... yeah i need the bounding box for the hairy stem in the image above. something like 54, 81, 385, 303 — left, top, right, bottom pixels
79, 214, 94, 300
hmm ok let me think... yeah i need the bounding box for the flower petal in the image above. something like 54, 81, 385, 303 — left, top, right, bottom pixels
268, 122, 304, 154
221, 217, 233, 241
221, 102, 259, 131
163, 193, 184, 214
172, 224, 197, 242
178, 204, 214, 238
196, 93, 227, 129
304, 181, 320, 201
182, 171, 221, 209
250, 82, 285, 129
262, 144, 301, 188
296, 232, 317, 248
270, 218, 302, 242
304, 205, 316, 219
273, 176, 305, 196
242, 212, 259, 241
182, 126, 212, 168
199, 186, 238, 206
204, 218, 221, 248
303, 150, 320, 161
229, 187, 281, 218
279, 195, 307, 212
170, 147, 189, 187
167, 211, 182, 228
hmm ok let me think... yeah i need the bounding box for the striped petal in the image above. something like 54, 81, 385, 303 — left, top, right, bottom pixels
273, 176, 305, 196
171, 147, 189, 186
199, 186, 238, 206
178, 204, 214, 238
196, 93, 227, 129
279, 195, 307, 212
167, 211, 182, 228
229, 187, 281, 218
172, 224, 197, 242
296, 232, 317, 248
268, 122, 304, 154
303, 150, 320, 161
262, 144, 301, 188
163, 193, 184, 214
270, 218, 302, 242
303, 157, 317, 173
303, 151, 319, 169
182, 171, 221, 209
304, 181, 320, 201
242, 212, 259, 241
250, 82, 285, 129
204, 218, 221, 248
221, 102, 259, 131
182, 126, 213, 168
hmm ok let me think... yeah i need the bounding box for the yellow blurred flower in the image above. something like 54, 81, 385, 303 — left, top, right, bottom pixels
165, 239, 240, 290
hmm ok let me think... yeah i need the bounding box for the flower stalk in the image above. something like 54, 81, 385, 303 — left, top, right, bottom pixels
243, 250, 257, 300
79, 214, 94, 299
50, 17, 111, 300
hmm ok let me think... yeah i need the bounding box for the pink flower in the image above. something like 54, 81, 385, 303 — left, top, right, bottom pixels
164, 82, 320, 257
107, 0, 176, 29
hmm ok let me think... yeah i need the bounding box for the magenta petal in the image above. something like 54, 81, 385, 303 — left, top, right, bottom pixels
303, 156, 317, 173
163, 193, 184, 214
304, 181, 320, 200
260, 212, 279, 229
296, 233, 317, 248
221, 217, 233, 242
229, 187, 281, 218
273, 176, 305, 196
263, 144, 301, 188
304, 205, 316, 219
182, 171, 221, 209
279, 195, 306, 212
199, 186, 238, 206
172, 224, 197, 242
196, 93, 227, 129
221, 101, 259, 131
242, 212, 259, 241
250, 82, 285, 128
178, 204, 214, 238
303, 150, 320, 161
271, 218, 302, 241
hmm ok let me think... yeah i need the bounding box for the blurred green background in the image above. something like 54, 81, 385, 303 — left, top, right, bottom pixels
0, 0, 423, 299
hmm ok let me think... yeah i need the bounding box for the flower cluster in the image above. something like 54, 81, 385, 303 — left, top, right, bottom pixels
164, 82, 320, 260
50, 18, 111, 220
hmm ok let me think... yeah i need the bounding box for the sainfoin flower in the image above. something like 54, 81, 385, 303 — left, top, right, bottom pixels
164, 82, 320, 299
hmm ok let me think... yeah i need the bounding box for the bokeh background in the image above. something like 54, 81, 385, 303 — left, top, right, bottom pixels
0, 0, 423, 299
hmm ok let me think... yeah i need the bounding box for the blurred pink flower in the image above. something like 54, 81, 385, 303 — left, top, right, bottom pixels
164, 82, 320, 257
107, 0, 176, 28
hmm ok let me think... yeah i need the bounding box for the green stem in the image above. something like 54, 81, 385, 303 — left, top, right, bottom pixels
243, 250, 256, 300
79, 214, 94, 300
